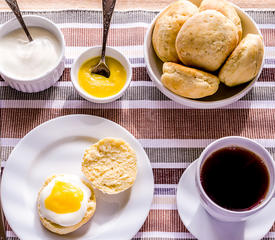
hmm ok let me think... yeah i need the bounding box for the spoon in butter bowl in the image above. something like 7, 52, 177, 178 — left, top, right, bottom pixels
91, 0, 116, 78
5, 0, 33, 42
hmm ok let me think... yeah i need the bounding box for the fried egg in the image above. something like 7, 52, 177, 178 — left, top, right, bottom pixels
39, 174, 91, 227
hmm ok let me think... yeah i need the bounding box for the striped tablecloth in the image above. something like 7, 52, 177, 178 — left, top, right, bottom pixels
0, 9, 275, 240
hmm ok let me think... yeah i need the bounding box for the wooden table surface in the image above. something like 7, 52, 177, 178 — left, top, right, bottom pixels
0, 0, 274, 11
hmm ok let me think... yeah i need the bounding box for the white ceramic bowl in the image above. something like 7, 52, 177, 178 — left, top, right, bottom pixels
144, 0, 265, 109
0, 15, 65, 93
71, 46, 132, 103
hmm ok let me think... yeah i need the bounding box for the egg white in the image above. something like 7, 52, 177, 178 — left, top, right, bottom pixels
39, 174, 91, 227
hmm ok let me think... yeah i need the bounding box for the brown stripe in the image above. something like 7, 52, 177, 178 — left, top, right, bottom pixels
140, 209, 189, 232
261, 29, 275, 47
62, 27, 146, 47
259, 68, 275, 82
153, 169, 185, 184
4, 219, 13, 232
61, 28, 275, 47
1, 109, 275, 139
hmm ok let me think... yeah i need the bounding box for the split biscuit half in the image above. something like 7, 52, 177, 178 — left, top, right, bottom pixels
82, 138, 137, 194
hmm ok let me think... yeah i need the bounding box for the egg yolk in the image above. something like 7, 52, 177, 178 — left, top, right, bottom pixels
45, 181, 84, 214
78, 56, 127, 98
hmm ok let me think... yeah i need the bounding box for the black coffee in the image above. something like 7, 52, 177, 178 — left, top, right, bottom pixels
200, 146, 270, 211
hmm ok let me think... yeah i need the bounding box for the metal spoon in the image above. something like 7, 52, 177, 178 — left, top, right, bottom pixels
91, 0, 116, 78
5, 0, 33, 42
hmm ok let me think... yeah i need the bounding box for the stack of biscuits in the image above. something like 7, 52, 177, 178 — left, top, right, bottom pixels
152, 0, 264, 99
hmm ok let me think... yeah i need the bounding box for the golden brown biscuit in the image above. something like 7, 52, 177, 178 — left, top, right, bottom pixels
199, 0, 242, 42
152, 0, 198, 62
82, 138, 137, 194
219, 34, 264, 87
37, 175, 96, 235
175, 10, 239, 72
161, 62, 220, 99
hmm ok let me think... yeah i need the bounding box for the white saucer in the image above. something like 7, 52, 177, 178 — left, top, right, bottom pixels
1, 114, 154, 240
177, 160, 275, 240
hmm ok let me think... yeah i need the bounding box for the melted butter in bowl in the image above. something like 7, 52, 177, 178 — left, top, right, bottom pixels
71, 46, 132, 103
0, 27, 61, 80
78, 57, 127, 98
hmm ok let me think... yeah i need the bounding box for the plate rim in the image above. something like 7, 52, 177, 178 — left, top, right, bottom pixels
1, 114, 154, 240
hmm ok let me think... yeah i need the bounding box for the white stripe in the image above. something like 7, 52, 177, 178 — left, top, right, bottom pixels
265, 47, 275, 59
2, 100, 275, 109
258, 23, 275, 29
264, 64, 275, 68
58, 22, 150, 29
265, 232, 275, 238
1, 80, 275, 89
0, 138, 20, 146
66, 60, 274, 69
1, 161, 6, 168
128, 63, 145, 68
139, 139, 213, 148
64, 62, 145, 68
134, 231, 275, 239
131, 81, 155, 87
255, 81, 275, 87
0, 81, 154, 87
134, 232, 195, 239
6, 231, 17, 238
1, 138, 275, 148
0, 160, 187, 169
1, 81, 274, 88
151, 203, 177, 210
151, 162, 191, 169
155, 184, 177, 188
151, 195, 177, 210
65, 45, 144, 59
57, 22, 275, 30
139, 139, 275, 148
64, 46, 275, 60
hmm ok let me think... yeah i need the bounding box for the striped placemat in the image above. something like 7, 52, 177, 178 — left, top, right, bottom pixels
0, 9, 275, 240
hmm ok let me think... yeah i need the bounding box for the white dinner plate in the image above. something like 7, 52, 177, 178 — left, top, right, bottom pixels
1, 114, 154, 240
177, 160, 275, 240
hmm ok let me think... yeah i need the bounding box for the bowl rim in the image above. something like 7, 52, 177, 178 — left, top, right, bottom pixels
143, 2, 265, 109
0, 15, 66, 83
70, 45, 132, 104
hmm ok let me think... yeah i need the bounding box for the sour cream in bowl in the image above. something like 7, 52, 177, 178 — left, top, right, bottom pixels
0, 15, 65, 93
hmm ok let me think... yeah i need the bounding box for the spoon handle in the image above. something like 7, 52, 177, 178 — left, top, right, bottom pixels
101, 0, 116, 61
5, 0, 33, 42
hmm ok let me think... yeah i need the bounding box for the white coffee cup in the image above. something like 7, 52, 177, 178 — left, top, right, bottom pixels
195, 136, 275, 222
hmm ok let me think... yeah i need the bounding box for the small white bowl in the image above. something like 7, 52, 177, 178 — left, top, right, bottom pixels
71, 46, 132, 103
144, 0, 264, 109
0, 15, 65, 93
